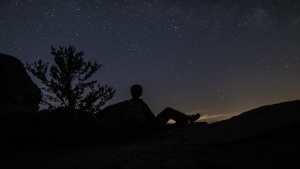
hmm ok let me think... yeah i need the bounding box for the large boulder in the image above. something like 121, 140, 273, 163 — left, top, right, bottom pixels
0, 53, 42, 114
95, 100, 146, 142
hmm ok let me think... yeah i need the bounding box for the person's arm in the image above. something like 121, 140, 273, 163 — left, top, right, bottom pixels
140, 100, 155, 120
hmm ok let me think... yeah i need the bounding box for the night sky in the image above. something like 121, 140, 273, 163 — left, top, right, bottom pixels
1, 0, 300, 123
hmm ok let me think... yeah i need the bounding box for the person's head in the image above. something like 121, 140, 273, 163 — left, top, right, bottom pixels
131, 84, 143, 99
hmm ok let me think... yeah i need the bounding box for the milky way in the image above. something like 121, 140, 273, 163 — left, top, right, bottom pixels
1, 0, 300, 122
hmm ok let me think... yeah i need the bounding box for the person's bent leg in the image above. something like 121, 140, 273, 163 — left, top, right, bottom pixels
156, 107, 189, 127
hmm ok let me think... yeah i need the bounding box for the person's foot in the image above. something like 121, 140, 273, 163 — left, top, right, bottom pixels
189, 113, 200, 123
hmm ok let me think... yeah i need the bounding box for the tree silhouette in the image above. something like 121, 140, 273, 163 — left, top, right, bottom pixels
26, 45, 116, 113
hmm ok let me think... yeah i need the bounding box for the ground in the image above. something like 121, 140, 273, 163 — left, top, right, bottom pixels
2, 100, 300, 169
1, 122, 300, 169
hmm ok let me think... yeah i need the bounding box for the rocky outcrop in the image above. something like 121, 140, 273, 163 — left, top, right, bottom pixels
0, 53, 42, 114
95, 100, 146, 142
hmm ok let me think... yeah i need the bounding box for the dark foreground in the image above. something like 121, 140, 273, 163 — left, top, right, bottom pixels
1, 100, 300, 169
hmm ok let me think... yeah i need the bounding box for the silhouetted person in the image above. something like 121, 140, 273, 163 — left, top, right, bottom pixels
129, 84, 200, 132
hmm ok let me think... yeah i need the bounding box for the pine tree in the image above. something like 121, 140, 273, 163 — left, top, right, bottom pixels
26, 45, 116, 113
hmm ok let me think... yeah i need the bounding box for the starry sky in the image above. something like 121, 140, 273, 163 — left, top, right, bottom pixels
1, 0, 300, 123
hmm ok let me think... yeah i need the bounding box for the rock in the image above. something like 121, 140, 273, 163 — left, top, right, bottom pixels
0, 53, 42, 114
0, 111, 41, 148
37, 107, 102, 144
95, 100, 146, 142
0, 107, 103, 149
